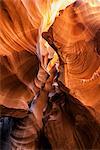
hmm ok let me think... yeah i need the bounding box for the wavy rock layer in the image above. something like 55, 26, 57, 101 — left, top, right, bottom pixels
0, 0, 77, 115
0, 0, 100, 115
0, 0, 40, 113
43, 1, 100, 108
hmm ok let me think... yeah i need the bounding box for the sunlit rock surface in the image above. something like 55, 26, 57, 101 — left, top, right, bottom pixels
0, 0, 100, 114
0, 0, 76, 113
42, 1, 100, 109
0, 1, 100, 149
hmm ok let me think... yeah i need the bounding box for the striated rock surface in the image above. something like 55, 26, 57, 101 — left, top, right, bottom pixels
0, 0, 100, 115
42, 1, 100, 109
0, 0, 76, 115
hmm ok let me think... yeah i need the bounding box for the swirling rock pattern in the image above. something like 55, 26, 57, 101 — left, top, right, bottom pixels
43, 1, 100, 108
0, 0, 100, 115
0, 0, 100, 149
0, 0, 40, 114
0, 0, 76, 115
